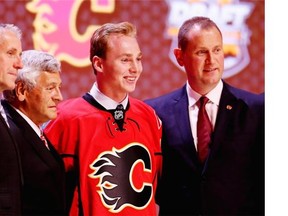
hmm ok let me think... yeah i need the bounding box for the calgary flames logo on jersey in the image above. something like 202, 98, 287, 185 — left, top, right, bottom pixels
89, 143, 153, 213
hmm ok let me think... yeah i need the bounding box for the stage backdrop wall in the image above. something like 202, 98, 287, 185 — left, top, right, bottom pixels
0, 0, 264, 100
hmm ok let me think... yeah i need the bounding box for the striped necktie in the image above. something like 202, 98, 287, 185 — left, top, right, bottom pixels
40, 129, 50, 150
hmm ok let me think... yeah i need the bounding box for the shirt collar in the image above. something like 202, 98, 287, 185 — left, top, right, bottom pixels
88, 82, 128, 110
186, 80, 223, 107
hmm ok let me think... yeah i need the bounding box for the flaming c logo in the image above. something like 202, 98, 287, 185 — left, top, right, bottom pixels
25, 0, 254, 78
89, 143, 153, 213
26, 0, 115, 67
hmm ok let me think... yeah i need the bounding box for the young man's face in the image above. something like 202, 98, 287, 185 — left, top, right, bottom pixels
97, 34, 143, 102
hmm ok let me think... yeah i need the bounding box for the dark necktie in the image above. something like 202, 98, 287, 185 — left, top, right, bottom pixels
112, 104, 125, 131
197, 96, 212, 163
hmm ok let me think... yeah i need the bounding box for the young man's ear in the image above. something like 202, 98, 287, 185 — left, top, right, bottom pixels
92, 56, 104, 73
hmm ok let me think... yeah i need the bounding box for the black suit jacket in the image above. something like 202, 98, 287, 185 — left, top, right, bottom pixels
0, 105, 22, 215
2, 100, 66, 215
145, 82, 265, 216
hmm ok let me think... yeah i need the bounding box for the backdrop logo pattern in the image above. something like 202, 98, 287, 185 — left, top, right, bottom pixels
26, 0, 115, 67
165, 0, 255, 78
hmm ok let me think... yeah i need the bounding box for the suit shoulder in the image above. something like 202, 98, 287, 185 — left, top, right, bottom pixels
129, 97, 157, 114
226, 84, 264, 107
144, 87, 185, 107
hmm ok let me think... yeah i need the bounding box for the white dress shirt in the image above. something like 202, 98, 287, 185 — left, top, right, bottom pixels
187, 80, 223, 150
88, 82, 128, 110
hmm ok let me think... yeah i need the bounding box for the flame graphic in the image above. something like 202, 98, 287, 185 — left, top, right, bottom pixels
26, 0, 115, 67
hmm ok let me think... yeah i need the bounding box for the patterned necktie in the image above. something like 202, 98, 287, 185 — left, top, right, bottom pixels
0, 101, 9, 127
197, 96, 212, 163
40, 130, 50, 150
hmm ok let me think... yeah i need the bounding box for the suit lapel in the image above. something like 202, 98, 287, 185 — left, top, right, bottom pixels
206, 83, 238, 164
3, 101, 61, 169
173, 86, 199, 166
1, 102, 25, 184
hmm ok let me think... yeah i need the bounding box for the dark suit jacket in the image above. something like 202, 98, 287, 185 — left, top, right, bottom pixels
145, 82, 265, 216
0, 105, 22, 215
2, 100, 66, 215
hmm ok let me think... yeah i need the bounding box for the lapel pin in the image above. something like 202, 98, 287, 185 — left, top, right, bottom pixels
226, 105, 232, 110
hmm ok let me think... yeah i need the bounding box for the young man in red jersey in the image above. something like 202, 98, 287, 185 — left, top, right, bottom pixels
45, 22, 162, 216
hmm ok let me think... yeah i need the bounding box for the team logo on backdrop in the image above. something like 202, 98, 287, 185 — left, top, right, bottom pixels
26, 0, 254, 78
26, 0, 115, 67
89, 143, 152, 212
165, 0, 255, 78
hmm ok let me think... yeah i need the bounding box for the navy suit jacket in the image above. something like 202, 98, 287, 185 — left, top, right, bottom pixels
0, 105, 22, 215
2, 100, 66, 215
145, 82, 264, 215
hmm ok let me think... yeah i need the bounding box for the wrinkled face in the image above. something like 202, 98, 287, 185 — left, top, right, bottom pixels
0, 31, 23, 92
95, 34, 143, 102
174, 26, 224, 94
19, 71, 63, 125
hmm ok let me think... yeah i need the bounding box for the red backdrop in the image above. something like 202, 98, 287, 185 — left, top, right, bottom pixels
0, 0, 264, 100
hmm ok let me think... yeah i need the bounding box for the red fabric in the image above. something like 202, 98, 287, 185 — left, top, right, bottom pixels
45, 97, 162, 216
197, 96, 212, 163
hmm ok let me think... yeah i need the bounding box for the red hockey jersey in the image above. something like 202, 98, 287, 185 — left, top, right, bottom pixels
45, 94, 162, 216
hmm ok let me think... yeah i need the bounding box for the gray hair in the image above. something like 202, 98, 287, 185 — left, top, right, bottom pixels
0, 23, 22, 43
3, 50, 61, 102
